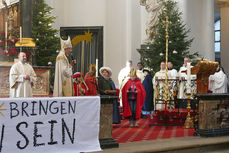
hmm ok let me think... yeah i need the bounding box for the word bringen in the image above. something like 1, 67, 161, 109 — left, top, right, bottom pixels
9, 100, 77, 119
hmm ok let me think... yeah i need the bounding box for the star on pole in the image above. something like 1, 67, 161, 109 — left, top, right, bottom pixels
71, 30, 93, 47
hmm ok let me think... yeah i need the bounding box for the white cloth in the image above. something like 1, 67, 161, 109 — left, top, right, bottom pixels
137, 69, 145, 82
118, 66, 131, 88
9, 61, 36, 97
178, 66, 196, 99
0, 96, 101, 153
169, 69, 178, 79
53, 50, 73, 97
209, 70, 228, 93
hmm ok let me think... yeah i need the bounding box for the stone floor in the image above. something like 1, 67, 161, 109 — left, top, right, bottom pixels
95, 136, 229, 153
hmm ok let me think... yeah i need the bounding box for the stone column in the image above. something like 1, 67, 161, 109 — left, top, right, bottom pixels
202, 0, 215, 61
177, 0, 214, 61
221, 7, 229, 76
20, 0, 33, 37
140, 5, 147, 45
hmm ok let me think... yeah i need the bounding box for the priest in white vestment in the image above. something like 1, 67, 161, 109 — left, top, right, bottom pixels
118, 60, 133, 106
209, 66, 228, 93
153, 62, 171, 110
167, 61, 178, 106
136, 62, 145, 82
118, 60, 133, 88
168, 61, 177, 79
9, 52, 36, 98
53, 37, 76, 97
178, 57, 196, 99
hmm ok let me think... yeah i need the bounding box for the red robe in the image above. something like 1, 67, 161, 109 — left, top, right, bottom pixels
73, 82, 88, 96
84, 73, 99, 96
122, 78, 146, 119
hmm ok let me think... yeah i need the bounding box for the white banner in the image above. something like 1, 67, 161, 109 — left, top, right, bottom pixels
0, 96, 101, 153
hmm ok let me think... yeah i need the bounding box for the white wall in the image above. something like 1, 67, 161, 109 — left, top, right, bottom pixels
46, 0, 107, 27
105, 0, 142, 85
130, 0, 142, 67
175, 0, 215, 61
105, 0, 129, 85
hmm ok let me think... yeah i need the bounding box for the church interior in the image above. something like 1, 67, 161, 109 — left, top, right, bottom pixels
1, 0, 229, 153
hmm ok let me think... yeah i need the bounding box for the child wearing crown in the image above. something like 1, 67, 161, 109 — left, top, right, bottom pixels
72, 72, 89, 96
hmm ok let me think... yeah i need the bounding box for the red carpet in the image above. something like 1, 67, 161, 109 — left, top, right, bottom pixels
112, 118, 195, 143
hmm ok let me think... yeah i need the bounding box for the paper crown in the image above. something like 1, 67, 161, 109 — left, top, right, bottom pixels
60, 36, 72, 50
72, 72, 84, 78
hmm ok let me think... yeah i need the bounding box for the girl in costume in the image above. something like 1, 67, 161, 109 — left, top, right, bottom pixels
84, 64, 99, 96
122, 68, 146, 127
72, 72, 89, 96
98, 67, 121, 124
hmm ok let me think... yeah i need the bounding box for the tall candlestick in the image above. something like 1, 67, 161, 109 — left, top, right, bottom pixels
187, 62, 191, 93
184, 62, 193, 129
96, 58, 98, 77
5, 22, 7, 52
20, 26, 22, 52
5, 22, 7, 39
20, 26, 22, 45
81, 41, 85, 77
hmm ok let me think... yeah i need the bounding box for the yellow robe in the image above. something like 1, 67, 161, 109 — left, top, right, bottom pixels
53, 51, 73, 97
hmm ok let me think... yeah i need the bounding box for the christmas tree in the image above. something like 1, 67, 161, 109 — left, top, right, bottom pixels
32, 0, 60, 66
138, 0, 198, 72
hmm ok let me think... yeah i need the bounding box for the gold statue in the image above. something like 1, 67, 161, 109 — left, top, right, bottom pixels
191, 59, 218, 94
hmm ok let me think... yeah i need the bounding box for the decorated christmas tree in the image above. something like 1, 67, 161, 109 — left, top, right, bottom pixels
138, 0, 198, 72
32, 0, 60, 66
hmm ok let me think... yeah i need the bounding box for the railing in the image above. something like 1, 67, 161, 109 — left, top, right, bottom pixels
154, 78, 197, 110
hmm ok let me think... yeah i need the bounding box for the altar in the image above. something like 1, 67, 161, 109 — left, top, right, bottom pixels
197, 94, 229, 137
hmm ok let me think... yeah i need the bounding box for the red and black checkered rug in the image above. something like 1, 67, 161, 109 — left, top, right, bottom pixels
112, 118, 195, 143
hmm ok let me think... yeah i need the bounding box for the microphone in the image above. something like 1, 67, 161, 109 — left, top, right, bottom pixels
70, 53, 76, 65
70, 53, 74, 61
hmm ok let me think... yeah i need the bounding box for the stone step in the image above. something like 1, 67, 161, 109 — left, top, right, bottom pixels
207, 149, 229, 153
96, 136, 229, 153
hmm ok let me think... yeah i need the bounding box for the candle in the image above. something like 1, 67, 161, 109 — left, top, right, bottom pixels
5, 22, 7, 39
20, 26, 22, 45
96, 58, 98, 77
186, 62, 191, 93
5, 22, 7, 52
